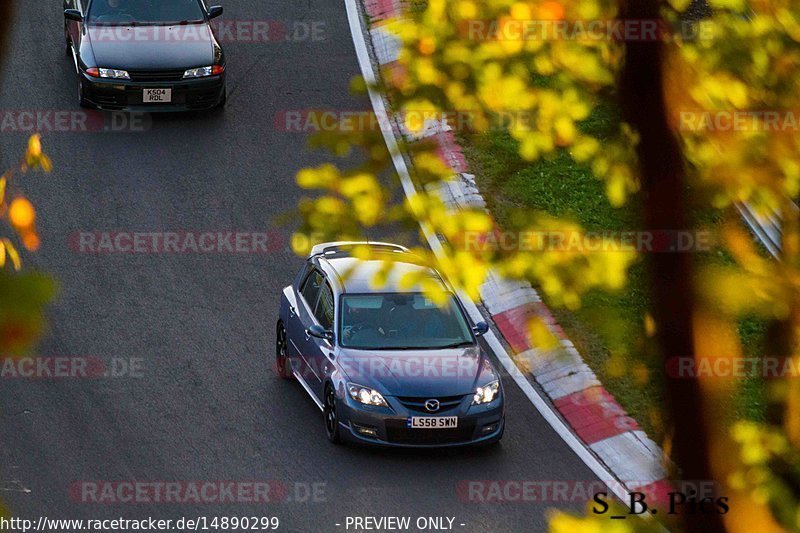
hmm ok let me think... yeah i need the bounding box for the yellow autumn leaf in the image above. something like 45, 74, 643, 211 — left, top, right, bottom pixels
8, 197, 35, 229
667, 0, 692, 11
2, 239, 21, 271
296, 164, 340, 189
27, 134, 42, 158
554, 116, 577, 146
709, 0, 748, 12
40, 154, 53, 173
528, 316, 560, 351
402, 99, 438, 134
291, 233, 312, 255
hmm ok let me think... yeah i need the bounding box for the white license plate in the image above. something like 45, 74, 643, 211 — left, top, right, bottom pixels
407, 416, 458, 429
143, 88, 172, 103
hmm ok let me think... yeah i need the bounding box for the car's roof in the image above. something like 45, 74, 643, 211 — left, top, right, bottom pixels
315, 250, 447, 294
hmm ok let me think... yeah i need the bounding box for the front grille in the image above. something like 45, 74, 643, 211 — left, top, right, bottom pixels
396, 395, 465, 413
385, 419, 476, 445
128, 69, 185, 82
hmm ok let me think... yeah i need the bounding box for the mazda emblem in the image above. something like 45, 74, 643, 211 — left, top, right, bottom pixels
424, 399, 440, 412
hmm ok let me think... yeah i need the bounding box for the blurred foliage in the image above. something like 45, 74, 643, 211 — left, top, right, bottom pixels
729, 421, 800, 528
0, 135, 55, 520
294, 0, 640, 308
291, 0, 800, 530
665, 0, 800, 212
0, 135, 56, 355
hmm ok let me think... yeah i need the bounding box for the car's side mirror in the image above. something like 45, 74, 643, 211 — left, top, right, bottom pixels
207, 5, 224, 19
64, 9, 83, 22
473, 321, 489, 337
307, 325, 334, 342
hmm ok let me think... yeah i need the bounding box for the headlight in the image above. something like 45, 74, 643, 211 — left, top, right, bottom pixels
98, 68, 130, 79
347, 383, 388, 407
183, 66, 213, 78
472, 380, 500, 405
183, 65, 225, 78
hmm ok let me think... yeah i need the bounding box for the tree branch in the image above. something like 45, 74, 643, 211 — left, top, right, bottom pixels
0, 1, 12, 76
618, 0, 724, 530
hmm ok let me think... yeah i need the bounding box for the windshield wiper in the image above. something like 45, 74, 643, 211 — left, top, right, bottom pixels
345, 341, 475, 350
161, 19, 204, 25
436, 341, 475, 349
90, 20, 140, 26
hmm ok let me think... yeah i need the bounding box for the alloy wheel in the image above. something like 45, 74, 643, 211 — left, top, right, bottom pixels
276, 322, 291, 379
324, 386, 341, 443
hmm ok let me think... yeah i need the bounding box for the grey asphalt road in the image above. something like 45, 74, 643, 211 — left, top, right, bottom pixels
0, 1, 601, 531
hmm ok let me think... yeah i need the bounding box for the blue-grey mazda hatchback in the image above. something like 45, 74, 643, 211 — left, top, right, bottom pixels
276, 242, 505, 447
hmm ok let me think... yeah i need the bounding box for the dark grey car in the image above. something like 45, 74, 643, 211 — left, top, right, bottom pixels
276, 242, 505, 447
64, 0, 226, 111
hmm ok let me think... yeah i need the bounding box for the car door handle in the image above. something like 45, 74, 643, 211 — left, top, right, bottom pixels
289, 305, 296, 318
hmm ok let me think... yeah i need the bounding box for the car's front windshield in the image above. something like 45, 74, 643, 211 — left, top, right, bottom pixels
87, 0, 206, 25
339, 293, 475, 350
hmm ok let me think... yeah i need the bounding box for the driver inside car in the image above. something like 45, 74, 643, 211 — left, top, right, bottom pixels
342, 301, 382, 344
92, 0, 128, 22
342, 295, 449, 345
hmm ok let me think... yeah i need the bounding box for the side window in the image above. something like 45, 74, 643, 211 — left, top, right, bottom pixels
300, 270, 323, 311
314, 282, 335, 330
294, 261, 312, 289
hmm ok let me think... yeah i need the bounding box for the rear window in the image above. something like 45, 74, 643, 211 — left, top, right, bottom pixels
87, 0, 206, 24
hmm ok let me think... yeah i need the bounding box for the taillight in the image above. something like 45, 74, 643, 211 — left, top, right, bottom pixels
85, 67, 100, 77
212, 65, 225, 75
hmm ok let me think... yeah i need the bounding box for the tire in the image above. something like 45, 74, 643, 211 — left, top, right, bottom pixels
75, 52, 92, 109
323, 384, 342, 444
77, 76, 91, 108
67, 42, 90, 108
275, 321, 292, 379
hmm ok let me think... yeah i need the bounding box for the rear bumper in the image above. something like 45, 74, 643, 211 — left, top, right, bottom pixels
80, 72, 225, 112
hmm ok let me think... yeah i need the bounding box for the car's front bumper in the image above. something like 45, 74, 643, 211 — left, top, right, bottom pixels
338, 392, 505, 448
79, 72, 225, 112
